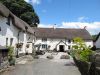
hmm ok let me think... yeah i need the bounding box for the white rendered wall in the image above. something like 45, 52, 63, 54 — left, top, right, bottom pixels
0, 16, 18, 47
0, 16, 34, 54
35, 38, 93, 51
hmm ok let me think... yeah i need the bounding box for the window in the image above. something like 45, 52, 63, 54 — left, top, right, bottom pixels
10, 38, 13, 46
68, 46, 71, 49
42, 38, 47, 42
42, 44, 47, 49
6, 38, 8, 46
6, 17, 10, 25
68, 40, 71, 43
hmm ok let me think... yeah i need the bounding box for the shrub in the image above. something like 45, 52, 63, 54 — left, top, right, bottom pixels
7, 46, 15, 66
71, 37, 94, 62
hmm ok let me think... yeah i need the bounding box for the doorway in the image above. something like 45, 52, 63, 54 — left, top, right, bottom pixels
59, 45, 64, 52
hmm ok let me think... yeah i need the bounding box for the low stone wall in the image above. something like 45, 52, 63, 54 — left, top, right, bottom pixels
95, 67, 100, 75
0, 60, 9, 70
73, 57, 89, 75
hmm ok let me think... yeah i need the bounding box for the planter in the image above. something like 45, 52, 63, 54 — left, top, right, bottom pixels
73, 57, 89, 75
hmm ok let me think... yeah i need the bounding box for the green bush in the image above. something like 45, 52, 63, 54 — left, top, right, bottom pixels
71, 37, 94, 62
7, 46, 15, 65
8, 46, 14, 57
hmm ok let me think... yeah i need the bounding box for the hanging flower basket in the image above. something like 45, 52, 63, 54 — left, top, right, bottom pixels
26, 44, 29, 48
16, 43, 23, 48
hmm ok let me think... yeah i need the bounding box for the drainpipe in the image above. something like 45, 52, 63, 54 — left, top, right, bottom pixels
32, 32, 36, 57
25, 26, 28, 55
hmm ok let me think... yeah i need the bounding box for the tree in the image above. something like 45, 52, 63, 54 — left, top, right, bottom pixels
0, 0, 39, 27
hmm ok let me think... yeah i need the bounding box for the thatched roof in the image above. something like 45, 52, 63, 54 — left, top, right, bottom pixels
33, 28, 92, 40
0, 3, 34, 34
10, 12, 34, 34
0, 2, 9, 17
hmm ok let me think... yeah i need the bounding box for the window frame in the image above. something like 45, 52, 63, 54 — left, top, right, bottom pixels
6, 38, 8, 46
42, 38, 47, 42
68, 45, 71, 49
68, 40, 71, 43
42, 44, 47, 49
6, 16, 10, 26
10, 38, 13, 46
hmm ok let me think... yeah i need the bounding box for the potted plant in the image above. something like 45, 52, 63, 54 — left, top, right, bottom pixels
26, 44, 29, 48
16, 43, 23, 48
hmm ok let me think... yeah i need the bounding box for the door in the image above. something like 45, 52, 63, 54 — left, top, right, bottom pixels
59, 45, 64, 52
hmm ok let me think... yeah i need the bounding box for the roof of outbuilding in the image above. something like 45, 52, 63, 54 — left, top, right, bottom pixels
33, 28, 92, 40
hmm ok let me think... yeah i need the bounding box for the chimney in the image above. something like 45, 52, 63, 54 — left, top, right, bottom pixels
53, 24, 56, 30
84, 26, 87, 29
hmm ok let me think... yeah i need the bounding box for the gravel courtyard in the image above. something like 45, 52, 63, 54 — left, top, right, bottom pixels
1, 56, 81, 75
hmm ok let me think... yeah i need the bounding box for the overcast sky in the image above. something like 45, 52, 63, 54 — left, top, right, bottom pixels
24, 0, 100, 35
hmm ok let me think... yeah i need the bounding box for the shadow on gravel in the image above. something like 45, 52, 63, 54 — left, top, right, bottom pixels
64, 63, 76, 66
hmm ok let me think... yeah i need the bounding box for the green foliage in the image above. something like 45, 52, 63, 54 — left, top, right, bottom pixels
7, 46, 15, 65
7, 46, 14, 58
71, 37, 94, 62
73, 37, 87, 50
0, 0, 39, 27
79, 49, 93, 62
21, 12, 39, 27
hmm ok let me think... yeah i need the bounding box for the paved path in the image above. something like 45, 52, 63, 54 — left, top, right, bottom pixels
1, 58, 81, 75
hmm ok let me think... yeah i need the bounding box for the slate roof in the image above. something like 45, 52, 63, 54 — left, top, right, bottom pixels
33, 28, 92, 40
0, 2, 34, 34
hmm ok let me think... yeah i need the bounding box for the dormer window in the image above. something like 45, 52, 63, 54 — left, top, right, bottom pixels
68, 40, 71, 43
6, 16, 10, 25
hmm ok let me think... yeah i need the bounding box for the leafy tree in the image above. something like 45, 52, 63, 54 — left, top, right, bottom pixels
0, 0, 39, 27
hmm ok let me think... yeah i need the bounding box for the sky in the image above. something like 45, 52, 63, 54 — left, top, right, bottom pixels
24, 0, 100, 35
